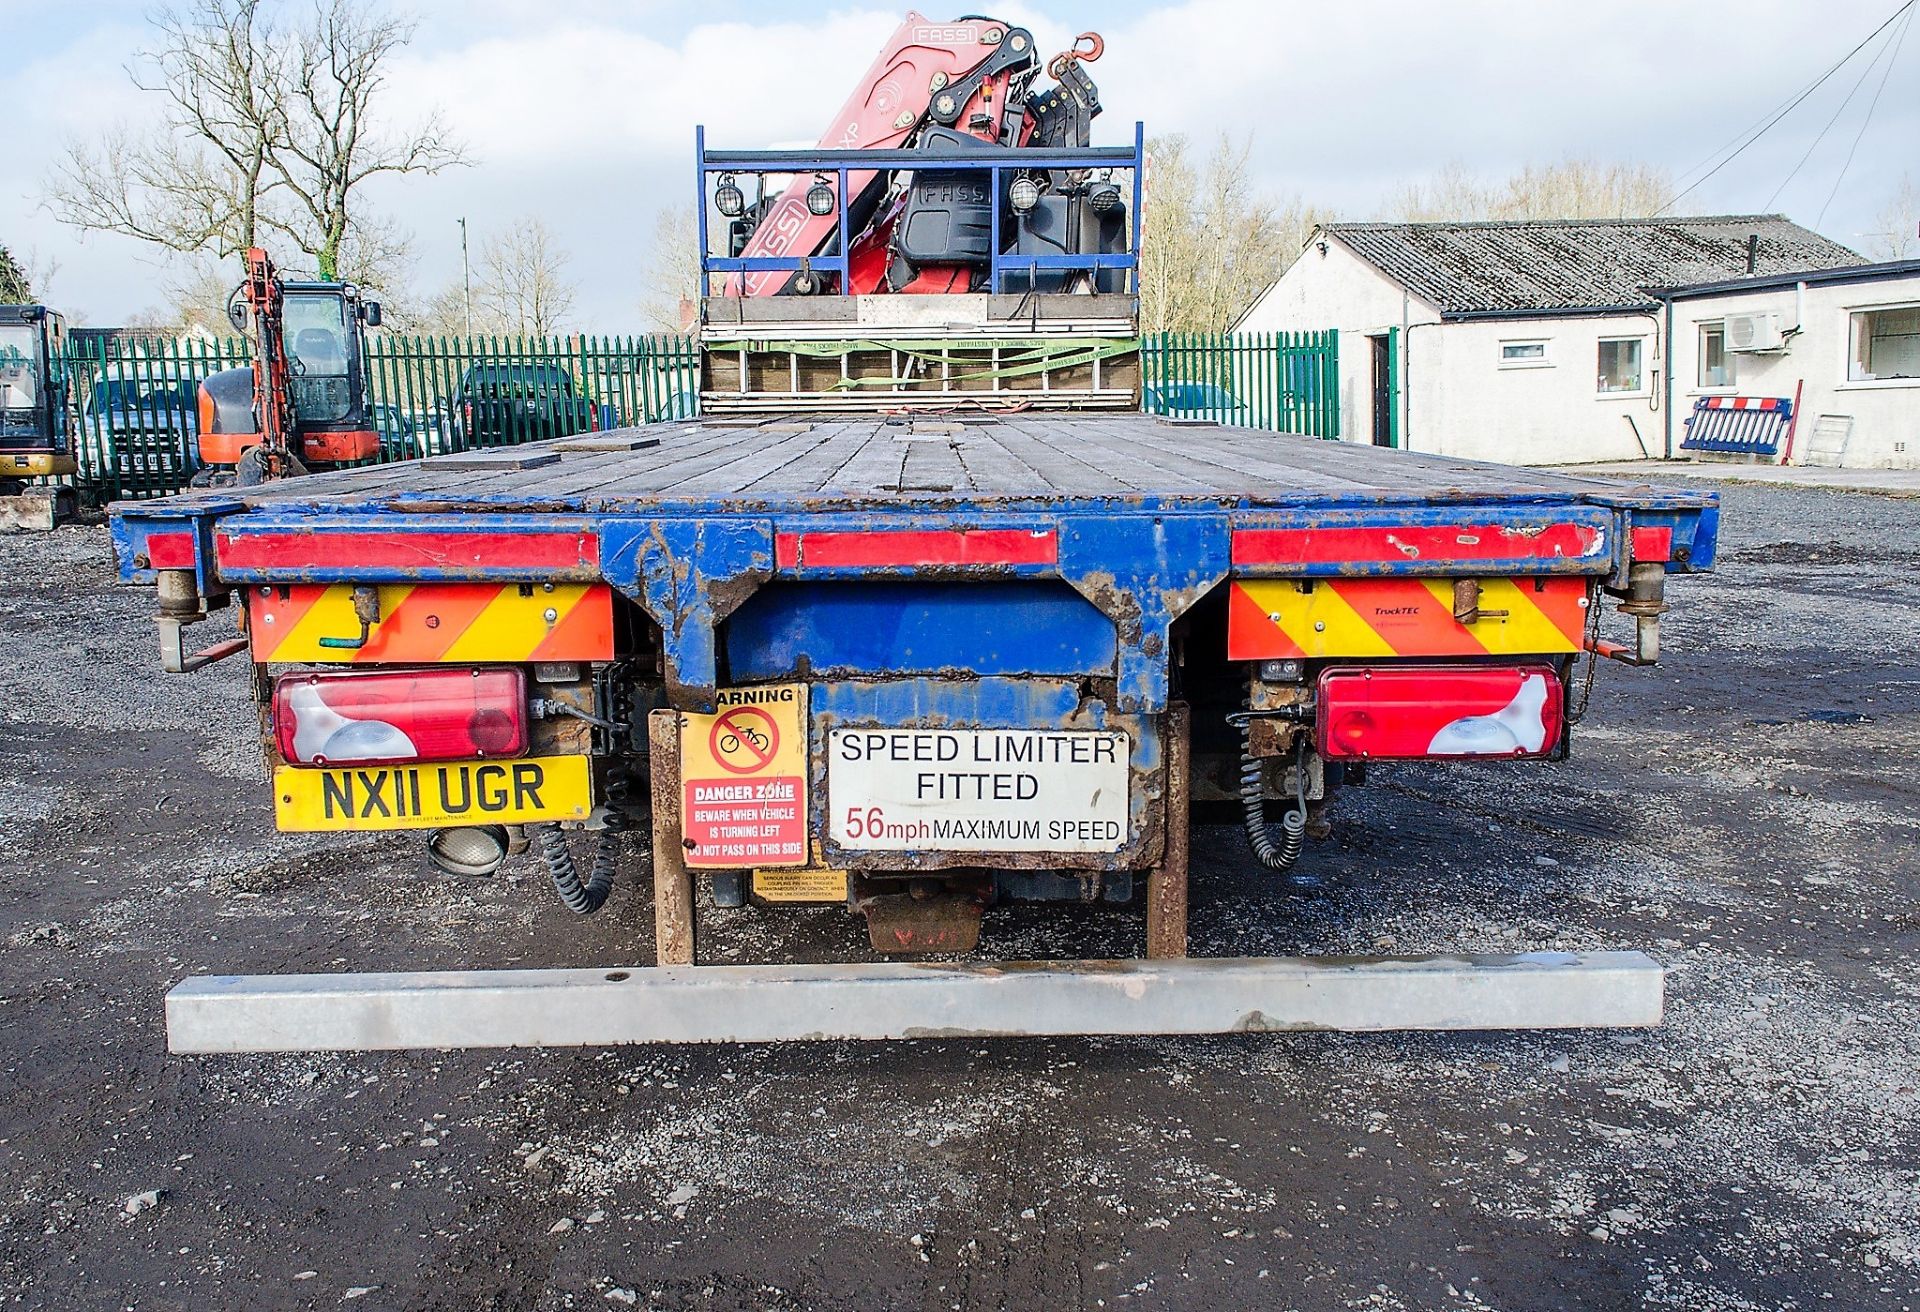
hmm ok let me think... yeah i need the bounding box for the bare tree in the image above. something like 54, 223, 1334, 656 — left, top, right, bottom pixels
1140, 134, 1330, 333
476, 218, 577, 337
406, 280, 501, 337
1390, 157, 1676, 222
163, 262, 242, 335
265, 0, 464, 279
49, 0, 283, 259
637, 205, 700, 331
46, 0, 459, 284
329, 211, 417, 307
1866, 173, 1920, 259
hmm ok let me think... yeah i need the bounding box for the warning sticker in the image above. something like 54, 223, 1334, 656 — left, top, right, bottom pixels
751, 856, 848, 903
680, 684, 808, 868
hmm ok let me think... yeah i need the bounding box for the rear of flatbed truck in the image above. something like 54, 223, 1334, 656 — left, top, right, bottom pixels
106, 122, 1718, 1050
109, 410, 1716, 1047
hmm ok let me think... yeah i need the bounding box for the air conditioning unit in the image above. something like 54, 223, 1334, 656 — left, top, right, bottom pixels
1725, 311, 1786, 353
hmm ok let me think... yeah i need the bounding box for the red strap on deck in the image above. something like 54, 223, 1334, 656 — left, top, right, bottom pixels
776, 528, 1058, 570
1232, 522, 1605, 569
215, 530, 599, 575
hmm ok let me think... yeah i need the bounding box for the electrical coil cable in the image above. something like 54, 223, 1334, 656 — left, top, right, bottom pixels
1237, 721, 1309, 871
535, 824, 618, 915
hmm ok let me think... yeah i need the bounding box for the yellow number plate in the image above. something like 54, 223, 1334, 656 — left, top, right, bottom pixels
273, 756, 593, 832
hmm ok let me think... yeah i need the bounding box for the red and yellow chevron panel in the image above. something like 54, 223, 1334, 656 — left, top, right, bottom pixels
247, 582, 615, 664
1228, 577, 1589, 660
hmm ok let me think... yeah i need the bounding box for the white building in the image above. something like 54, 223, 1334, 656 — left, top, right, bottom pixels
1236, 216, 1865, 465
1659, 261, 1920, 469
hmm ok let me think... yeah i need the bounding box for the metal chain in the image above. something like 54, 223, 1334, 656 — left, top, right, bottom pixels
1566, 589, 1605, 725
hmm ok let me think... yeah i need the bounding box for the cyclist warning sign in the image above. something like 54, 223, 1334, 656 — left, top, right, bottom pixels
680, 684, 808, 868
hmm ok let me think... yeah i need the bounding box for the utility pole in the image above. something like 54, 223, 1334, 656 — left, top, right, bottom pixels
459, 217, 473, 337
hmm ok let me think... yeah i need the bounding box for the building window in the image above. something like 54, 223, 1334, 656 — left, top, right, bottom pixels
1597, 338, 1645, 394
1499, 340, 1550, 367
1849, 306, 1920, 382
1698, 324, 1733, 388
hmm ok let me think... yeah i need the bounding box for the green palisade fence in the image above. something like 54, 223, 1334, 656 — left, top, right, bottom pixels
49, 330, 1335, 502
56, 333, 702, 501
66, 335, 253, 501
1140, 330, 1340, 439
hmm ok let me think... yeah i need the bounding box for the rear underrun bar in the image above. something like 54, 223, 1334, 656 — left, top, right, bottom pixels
165, 951, 1663, 1051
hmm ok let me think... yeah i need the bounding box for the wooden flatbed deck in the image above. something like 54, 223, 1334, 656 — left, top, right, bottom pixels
157, 415, 1712, 515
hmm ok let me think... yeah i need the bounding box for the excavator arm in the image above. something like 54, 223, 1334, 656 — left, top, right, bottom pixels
240, 248, 296, 473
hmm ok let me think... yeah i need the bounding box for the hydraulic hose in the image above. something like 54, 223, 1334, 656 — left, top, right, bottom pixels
536, 824, 618, 915
1238, 725, 1308, 872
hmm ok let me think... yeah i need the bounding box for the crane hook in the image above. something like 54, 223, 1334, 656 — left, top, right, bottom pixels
1048, 31, 1104, 79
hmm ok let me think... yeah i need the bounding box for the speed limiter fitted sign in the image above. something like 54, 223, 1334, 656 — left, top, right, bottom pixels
829, 728, 1130, 853
680, 684, 808, 868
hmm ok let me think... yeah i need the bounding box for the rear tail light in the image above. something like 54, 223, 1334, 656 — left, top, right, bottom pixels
273, 668, 527, 767
1317, 664, 1563, 761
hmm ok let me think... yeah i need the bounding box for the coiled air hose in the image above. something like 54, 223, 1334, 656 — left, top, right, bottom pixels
1237, 722, 1309, 871
536, 824, 619, 915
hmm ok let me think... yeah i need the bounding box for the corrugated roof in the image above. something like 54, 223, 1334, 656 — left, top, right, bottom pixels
1328, 216, 1864, 317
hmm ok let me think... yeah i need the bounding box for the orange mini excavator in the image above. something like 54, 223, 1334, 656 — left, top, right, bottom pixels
193, 248, 383, 486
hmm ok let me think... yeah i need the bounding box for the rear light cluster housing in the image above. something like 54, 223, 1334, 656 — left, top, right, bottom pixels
273, 667, 527, 767
1316, 664, 1563, 761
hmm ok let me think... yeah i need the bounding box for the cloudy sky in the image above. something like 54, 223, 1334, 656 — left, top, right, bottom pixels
6, 0, 1917, 326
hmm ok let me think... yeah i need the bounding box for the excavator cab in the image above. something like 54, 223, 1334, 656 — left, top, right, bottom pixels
195, 254, 381, 485
0, 305, 77, 495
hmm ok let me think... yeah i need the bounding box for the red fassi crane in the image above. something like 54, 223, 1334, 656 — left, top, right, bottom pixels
726, 12, 1104, 297
195, 248, 384, 486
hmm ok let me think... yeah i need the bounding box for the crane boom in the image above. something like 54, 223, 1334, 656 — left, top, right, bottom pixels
729, 12, 1102, 297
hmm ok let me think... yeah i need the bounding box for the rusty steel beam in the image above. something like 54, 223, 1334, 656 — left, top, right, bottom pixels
163, 952, 1665, 1051
648, 709, 695, 966
1146, 702, 1190, 960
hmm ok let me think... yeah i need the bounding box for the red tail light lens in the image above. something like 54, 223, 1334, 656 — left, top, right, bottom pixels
1317, 664, 1563, 761
273, 668, 527, 767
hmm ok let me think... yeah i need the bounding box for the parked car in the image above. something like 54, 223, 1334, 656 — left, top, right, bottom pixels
371, 403, 421, 460
1142, 381, 1251, 424
452, 363, 595, 447
85, 371, 203, 488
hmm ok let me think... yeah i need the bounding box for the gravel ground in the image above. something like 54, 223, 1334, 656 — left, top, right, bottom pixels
0, 479, 1916, 1311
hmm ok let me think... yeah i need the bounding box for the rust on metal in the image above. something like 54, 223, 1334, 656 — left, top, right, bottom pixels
1449, 577, 1510, 625
1245, 716, 1297, 760
1146, 701, 1190, 960
857, 888, 987, 954
647, 708, 696, 966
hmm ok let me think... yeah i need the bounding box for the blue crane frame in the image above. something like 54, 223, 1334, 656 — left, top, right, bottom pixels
694, 124, 1147, 297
